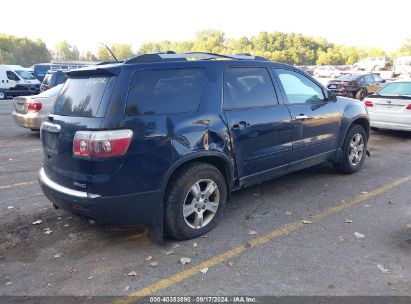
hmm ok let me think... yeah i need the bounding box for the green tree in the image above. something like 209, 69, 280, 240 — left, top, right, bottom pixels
0, 34, 50, 66
54, 40, 80, 61
397, 38, 411, 56
193, 29, 225, 53
96, 43, 134, 61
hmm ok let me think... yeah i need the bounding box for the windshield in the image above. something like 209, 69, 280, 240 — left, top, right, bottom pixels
52, 76, 110, 117
37, 84, 64, 97
15, 70, 36, 80
378, 82, 411, 96
336, 74, 359, 81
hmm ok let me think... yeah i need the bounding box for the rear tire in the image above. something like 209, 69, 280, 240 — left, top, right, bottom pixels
0, 91, 6, 100
334, 124, 367, 174
355, 89, 367, 100
164, 162, 227, 240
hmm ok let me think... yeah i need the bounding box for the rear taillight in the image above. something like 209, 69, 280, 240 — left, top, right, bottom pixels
406, 104, 411, 110
363, 99, 374, 107
73, 130, 133, 158
27, 101, 42, 111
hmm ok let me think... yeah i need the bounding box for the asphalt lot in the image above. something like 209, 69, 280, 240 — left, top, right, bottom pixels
1, 98, 411, 300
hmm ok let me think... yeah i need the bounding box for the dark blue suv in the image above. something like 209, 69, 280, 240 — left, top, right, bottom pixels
38, 52, 369, 240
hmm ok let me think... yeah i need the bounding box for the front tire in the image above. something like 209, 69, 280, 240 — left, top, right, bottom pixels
0, 91, 6, 100
334, 124, 367, 174
165, 162, 227, 240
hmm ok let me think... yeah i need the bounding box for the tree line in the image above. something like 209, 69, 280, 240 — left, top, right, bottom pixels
1, 31, 411, 67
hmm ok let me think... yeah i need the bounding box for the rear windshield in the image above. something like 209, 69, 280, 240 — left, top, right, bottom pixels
126, 68, 205, 115
52, 77, 109, 117
378, 82, 411, 96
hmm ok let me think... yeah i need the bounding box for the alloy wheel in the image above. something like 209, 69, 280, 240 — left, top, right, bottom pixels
349, 133, 364, 166
183, 179, 220, 229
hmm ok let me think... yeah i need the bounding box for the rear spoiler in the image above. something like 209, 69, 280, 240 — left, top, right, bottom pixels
65, 65, 121, 78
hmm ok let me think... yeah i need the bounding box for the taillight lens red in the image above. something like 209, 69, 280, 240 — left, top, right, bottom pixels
406, 104, 411, 110
27, 101, 42, 111
363, 100, 374, 107
73, 130, 133, 158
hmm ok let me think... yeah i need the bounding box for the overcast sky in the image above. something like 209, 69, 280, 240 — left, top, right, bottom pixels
1, 0, 410, 53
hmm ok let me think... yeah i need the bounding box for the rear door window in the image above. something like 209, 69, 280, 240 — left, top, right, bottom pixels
223, 67, 278, 109
53, 76, 110, 117
126, 68, 205, 115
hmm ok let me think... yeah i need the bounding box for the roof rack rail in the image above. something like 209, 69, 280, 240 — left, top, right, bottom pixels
123, 51, 269, 64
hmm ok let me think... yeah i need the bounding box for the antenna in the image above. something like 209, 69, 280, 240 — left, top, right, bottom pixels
104, 44, 118, 62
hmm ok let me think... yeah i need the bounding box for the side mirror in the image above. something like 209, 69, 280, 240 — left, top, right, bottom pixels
380, 79, 386, 83
326, 90, 337, 102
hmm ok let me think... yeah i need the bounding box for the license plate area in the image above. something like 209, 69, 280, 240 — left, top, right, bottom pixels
17, 103, 26, 112
43, 131, 59, 151
41, 122, 61, 153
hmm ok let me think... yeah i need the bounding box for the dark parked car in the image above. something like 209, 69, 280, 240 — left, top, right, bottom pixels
33, 63, 91, 82
327, 73, 386, 100
40, 70, 67, 92
38, 52, 370, 240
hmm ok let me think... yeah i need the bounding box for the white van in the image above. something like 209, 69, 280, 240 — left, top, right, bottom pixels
394, 56, 411, 77
0, 65, 41, 100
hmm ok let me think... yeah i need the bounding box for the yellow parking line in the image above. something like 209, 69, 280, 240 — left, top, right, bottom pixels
0, 180, 37, 190
113, 174, 411, 304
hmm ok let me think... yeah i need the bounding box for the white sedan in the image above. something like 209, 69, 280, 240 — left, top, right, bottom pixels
363, 80, 411, 131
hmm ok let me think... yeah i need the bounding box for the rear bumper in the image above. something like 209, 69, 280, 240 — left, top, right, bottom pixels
369, 113, 411, 131
328, 89, 356, 98
12, 111, 44, 129
38, 168, 164, 237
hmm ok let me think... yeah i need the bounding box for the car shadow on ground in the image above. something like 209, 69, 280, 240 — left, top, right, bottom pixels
371, 128, 411, 139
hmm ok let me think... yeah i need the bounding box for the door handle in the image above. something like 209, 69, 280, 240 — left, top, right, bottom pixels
233, 121, 248, 130
295, 115, 308, 120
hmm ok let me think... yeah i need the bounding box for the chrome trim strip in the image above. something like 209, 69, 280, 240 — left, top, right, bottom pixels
38, 168, 100, 199
41, 121, 61, 133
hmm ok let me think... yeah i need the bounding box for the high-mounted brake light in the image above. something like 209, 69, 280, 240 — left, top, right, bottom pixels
27, 101, 42, 111
363, 99, 374, 107
73, 130, 133, 158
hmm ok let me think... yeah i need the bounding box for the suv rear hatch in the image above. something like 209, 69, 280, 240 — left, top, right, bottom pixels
41, 66, 120, 194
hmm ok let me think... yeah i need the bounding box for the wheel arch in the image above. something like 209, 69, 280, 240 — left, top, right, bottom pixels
162, 152, 235, 200
336, 115, 370, 162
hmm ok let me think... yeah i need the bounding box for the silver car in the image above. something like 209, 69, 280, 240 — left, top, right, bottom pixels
363, 80, 411, 131
313, 66, 341, 78
12, 84, 63, 131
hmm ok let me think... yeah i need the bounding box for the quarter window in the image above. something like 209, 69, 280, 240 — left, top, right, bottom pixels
126, 69, 205, 115
223, 67, 278, 109
276, 69, 325, 104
